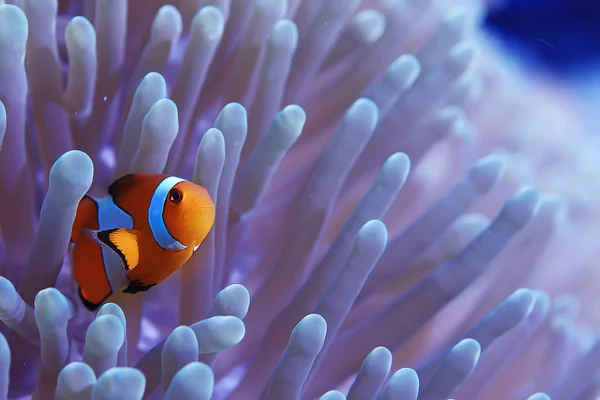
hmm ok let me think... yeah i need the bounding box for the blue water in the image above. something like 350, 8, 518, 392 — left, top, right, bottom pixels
485, 0, 600, 78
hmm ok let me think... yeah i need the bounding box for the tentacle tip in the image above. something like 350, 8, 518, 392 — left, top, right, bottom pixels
216, 284, 251, 317
49, 150, 95, 199
389, 54, 422, 87
65, 16, 95, 49
358, 219, 388, 247
166, 362, 215, 398
165, 325, 197, 350
386, 367, 420, 395
353, 9, 386, 44
85, 314, 125, 354
0, 4, 28, 44
381, 152, 412, 183
443, 5, 478, 33
291, 314, 327, 351
191, 316, 246, 351
450, 338, 481, 371
140, 71, 167, 90
143, 98, 179, 142
510, 287, 535, 304
217, 103, 248, 131
34, 288, 71, 328
365, 346, 393, 367
469, 154, 507, 191
93, 367, 146, 398
56, 362, 96, 397
198, 128, 226, 163
152, 4, 183, 40
508, 288, 536, 317
347, 97, 380, 129
96, 303, 126, 327
501, 186, 541, 228
280, 104, 307, 130
192, 6, 225, 41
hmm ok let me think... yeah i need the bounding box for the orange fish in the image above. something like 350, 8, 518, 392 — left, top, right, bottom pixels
69, 174, 215, 311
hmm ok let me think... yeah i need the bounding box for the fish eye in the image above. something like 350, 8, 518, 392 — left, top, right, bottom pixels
169, 189, 183, 204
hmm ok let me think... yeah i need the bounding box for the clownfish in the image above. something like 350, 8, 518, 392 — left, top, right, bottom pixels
69, 174, 215, 311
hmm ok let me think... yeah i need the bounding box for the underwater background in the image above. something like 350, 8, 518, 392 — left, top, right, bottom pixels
0, 0, 599, 398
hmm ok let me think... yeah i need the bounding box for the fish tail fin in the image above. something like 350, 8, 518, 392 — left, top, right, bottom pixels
72, 232, 113, 311
123, 280, 156, 294
83, 228, 141, 272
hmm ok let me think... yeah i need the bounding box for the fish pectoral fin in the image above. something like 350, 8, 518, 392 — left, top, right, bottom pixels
122, 280, 156, 294
83, 228, 141, 272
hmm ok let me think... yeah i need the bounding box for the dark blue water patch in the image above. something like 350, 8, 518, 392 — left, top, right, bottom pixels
484, 0, 600, 78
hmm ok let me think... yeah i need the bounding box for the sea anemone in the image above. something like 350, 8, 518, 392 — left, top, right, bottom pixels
0, 0, 596, 399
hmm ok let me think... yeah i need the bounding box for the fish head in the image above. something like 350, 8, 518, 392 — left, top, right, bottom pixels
161, 180, 215, 251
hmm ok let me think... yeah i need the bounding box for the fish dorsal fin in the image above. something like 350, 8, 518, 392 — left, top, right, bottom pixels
84, 228, 140, 271
108, 174, 138, 198
108, 174, 168, 199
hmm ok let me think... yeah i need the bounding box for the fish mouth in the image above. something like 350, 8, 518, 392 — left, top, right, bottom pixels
193, 243, 201, 252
